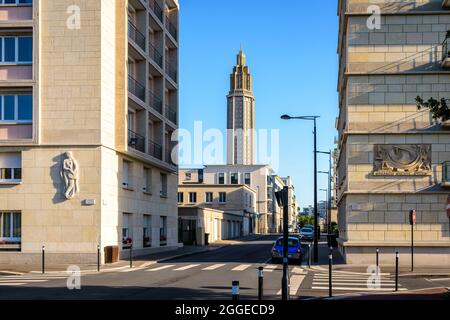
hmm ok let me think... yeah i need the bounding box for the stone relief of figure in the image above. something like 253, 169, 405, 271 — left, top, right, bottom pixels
62, 151, 79, 200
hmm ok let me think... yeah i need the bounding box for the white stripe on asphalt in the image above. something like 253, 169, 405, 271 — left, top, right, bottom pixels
313, 281, 396, 287
314, 275, 391, 280
145, 265, 176, 272
292, 267, 307, 275
290, 275, 306, 295
202, 264, 226, 271
232, 264, 252, 271
263, 265, 278, 272
0, 279, 47, 283
173, 264, 201, 271
0, 277, 67, 280
0, 283, 26, 286
312, 286, 407, 292
313, 279, 395, 284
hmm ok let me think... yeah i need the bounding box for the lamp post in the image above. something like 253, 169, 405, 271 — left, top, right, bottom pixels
281, 114, 320, 262
317, 150, 332, 236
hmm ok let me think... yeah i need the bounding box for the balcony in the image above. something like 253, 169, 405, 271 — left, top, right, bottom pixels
165, 15, 177, 40
150, 0, 164, 22
128, 74, 146, 102
128, 129, 146, 153
149, 90, 163, 114
442, 32, 450, 68
165, 60, 177, 83
149, 41, 163, 68
166, 146, 176, 166
128, 20, 146, 51
166, 105, 177, 124
148, 139, 163, 160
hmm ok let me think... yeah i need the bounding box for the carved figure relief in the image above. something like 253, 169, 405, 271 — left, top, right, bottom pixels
61, 151, 79, 199
373, 144, 431, 176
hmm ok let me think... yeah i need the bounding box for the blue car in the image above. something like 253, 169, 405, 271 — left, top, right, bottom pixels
271, 236, 303, 264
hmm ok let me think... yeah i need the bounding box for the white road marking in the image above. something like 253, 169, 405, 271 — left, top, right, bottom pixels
289, 275, 306, 295
427, 278, 450, 282
0, 279, 47, 283
263, 265, 278, 272
0, 283, 26, 286
202, 264, 226, 271
292, 267, 307, 275
173, 264, 201, 271
312, 286, 407, 292
232, 264, 252, 271
313, 279, 395, 284
145, 265, 176, 272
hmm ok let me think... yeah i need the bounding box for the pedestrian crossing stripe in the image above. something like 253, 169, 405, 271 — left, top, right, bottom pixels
231, 264, 252, 271
263, 265, 278, 272
145, 265, 176, 272
311, 286, 408, 292
173, 264, 201, 271
202, 264, 226, 271
0, 283, 26, 286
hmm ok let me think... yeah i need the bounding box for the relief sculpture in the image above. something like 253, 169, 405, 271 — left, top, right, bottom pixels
373, 144, 431, 176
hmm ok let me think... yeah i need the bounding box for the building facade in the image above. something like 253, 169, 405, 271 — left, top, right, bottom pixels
0, 0, 179, 269
336, 0, 450, 266
227, 49, 255, 165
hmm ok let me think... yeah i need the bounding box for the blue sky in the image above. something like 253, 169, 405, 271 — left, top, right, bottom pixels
178, 0, 339, 208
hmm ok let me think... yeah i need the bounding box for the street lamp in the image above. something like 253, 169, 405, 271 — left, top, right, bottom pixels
281, 114, 320, 262
317, 150, 333, 238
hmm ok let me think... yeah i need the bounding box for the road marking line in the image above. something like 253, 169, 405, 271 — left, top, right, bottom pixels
145, 265, 176, 272
290, 275, 306, 295
313, 281, 397, 288
173, 264, 201, 271
314, 275, 391, 280
292, 267, 307, 275
0, 279, 47, 283
0, 283, 26, 286
202, 264, 226, 271
313, 279, 395, 284
312, 286, 407, 292
264, 265, 278, 272
428, 278, 450, 281
232, 264, 252, 271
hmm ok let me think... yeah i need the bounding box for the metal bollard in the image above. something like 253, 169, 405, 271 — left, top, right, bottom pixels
42, 245, 45, 274
329, 247, 333, 297
258, 266, 264, 300
308, 243, 312, 268
97, 244, 101, 272
232, 280, 239, 300
129, 244, 133, 268
376, 248, 379, 268
395, 251, 399, 292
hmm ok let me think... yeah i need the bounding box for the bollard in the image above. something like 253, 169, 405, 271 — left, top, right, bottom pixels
376, 248, 379, 275
308, 243, 312, 268
395, 251, 399, 292
129, 244, 133, 268
232, 280, 239, 300
329, 246, 333, 297
42, 245, 45, 274
258, 266, 264, 300
97, 244, 100, 272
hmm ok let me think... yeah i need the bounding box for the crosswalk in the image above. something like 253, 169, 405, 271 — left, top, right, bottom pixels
144, 263, 286, 273
0, 274, 68, 286
310, 271, 407, 293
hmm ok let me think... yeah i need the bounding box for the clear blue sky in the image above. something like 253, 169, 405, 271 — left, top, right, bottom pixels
178, 0, 339, 208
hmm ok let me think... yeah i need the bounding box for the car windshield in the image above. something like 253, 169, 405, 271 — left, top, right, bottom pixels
276, 238, 299, 247
301, 228, 313, 233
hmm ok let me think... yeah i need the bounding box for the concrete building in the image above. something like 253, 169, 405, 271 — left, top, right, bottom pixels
280, 176, 298, 229
178, 182, 257, 244
336, 0, 450, 266
227, 49, 255, 165
0, 0, 180, 269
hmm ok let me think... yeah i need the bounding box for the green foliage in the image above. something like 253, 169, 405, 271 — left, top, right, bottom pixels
330, 221, 339, 236
416, 96, 450, 122
298, 215, 314, 228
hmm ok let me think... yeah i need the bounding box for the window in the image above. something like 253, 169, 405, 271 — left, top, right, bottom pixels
189, 192, 197, 203
0, 212, 21, 248
218, 173, 225, 184
205, 192, 213, 203
0, 0, 32, 4
219, 192, 226, 204
122, 160, 131, 188
178, 192, 184, 203
244, 173, 251, 185
143, 167, 152, 193
185, 172, 191, 181
0, 94, 33, 122
231, 173, 239, 184
198, 169, 204, 183
0, 36, 33, 63
0, 153, 21, 183
160, 173, 167, 197
160, 216, 167, 246
143, 215, 152, 248
122, 213, 132, 248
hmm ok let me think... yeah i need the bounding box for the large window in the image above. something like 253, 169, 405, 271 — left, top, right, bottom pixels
0, 153, 21, 183
122, 213, 132, 248
244, 173, 251, 185
0, 0, 33, 4
0, 36, 33, 63
143, 167, 152, 193
0, 94, 33, 122
122, 160, 131, 188
231, 173, 239, 184
218, 173, 225, 184
219, 192, 226, 204
0, 212, 21, 245
143, 215, 152, 248
205, 192, 213, 204
160, 216, 167, 246
189, 192, 197, 204
160, 173, 168, 197
178, 192, 184, 203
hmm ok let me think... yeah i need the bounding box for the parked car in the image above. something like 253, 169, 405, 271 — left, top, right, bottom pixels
299, 227, 314, 241
271, 236, 303, 264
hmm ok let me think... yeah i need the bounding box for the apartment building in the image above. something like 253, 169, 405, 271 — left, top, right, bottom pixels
336, 0, 450, 266
0, 0, 179, 268
280, 176, 298, 231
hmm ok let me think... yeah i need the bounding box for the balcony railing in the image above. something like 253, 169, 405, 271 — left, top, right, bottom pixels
149, 90, 163, 114
150, 0, 164, 22
148, 139, 163, 160
166, 105, 177, 124
128, 129, 146, 153
149, 41, 163, 68
442, 33, 450, 68
165, 60, 177, 82
165, 15, 177, 40
128, 20, 146, 51
166, 145, 176, 166
128, 74, 146, 102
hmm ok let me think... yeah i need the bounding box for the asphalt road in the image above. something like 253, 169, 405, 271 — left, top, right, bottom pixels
0, 235, 447, 300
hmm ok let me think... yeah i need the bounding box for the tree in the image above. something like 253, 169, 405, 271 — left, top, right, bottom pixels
297, 215, 314, 228
416, 96, 450, 122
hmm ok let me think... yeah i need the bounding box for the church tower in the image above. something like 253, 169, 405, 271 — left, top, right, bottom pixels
227, 48, 255, 165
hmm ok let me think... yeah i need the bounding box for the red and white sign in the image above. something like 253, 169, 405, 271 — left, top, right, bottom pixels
409, 210, 417, 226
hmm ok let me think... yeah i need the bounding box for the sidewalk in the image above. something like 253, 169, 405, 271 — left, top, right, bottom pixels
1, 234, 267, 275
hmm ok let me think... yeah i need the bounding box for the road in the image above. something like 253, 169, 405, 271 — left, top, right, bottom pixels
0, 235, 448, 300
